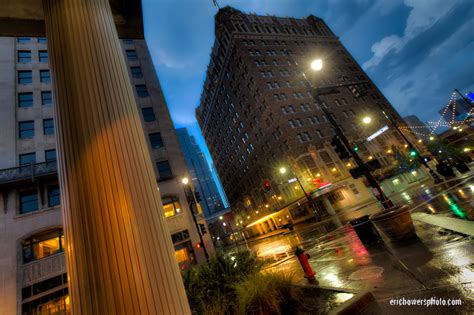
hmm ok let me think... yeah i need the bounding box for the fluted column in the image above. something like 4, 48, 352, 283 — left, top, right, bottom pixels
42, 0, 191, 313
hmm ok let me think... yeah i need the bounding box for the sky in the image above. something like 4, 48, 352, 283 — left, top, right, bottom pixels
141, 0, 474, 197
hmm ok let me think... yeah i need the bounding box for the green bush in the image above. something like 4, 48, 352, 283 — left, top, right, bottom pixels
235, 272, 300, 315
182, 250, 264, 314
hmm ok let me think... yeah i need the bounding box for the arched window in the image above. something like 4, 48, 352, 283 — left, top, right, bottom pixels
162, 196, 181, 218
22, 229, 64, 263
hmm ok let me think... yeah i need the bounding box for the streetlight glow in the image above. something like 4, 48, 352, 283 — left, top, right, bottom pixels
279, 167, 287, 174
219, 216, 223, 220
310, 58, 323, 71
362, 116, 372, 124
181, 177, 189, 185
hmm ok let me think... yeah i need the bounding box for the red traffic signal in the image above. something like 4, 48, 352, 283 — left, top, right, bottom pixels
263, 180, 271, 192
196, 242, 202, 249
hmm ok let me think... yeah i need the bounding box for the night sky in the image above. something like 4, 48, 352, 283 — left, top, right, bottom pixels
141, 0, 474, 197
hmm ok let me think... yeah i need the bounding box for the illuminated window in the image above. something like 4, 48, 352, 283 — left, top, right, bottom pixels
162, 196, 181, 217
175, 247, 190, 264
22, 229, 64, 263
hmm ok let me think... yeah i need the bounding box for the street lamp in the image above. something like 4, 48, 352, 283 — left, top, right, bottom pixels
362, 116, 372, 124
303, 57, 394, 209
181, 177, 209, 260
279, 167, 287, 174
311, 58, 323, 71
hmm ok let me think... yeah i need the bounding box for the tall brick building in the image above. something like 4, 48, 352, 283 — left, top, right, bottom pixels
196, 7, 422, 230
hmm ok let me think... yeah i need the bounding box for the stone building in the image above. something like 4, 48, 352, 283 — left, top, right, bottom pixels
196, 7, 422, 233
0, 36, 212, 314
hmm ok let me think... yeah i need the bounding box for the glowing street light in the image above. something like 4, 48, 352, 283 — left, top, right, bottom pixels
279, 167, 287, 174
310, 58, 323, 71
362, 116, 372, 124
181, 177, 189, 185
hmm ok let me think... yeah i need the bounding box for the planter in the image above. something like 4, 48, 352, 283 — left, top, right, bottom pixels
369, 205, 416, 242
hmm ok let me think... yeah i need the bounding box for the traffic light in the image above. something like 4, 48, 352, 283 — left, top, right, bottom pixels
409, 147, 418, 157
194, 191, 202, 203
354, 145, 360, 152
331, 136, 351, 160
199, 223, 207, 235
349, 166, 364, 179
263, 180, 271, 192
366, 159, 382, 172
195, 242, 202, 249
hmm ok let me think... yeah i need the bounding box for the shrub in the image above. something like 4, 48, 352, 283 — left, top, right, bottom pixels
235, 272, 300, 315
182, 250, 264, 314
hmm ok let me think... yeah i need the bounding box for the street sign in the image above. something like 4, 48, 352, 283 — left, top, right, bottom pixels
288, 178, 297, 183
367, 125, 388, 142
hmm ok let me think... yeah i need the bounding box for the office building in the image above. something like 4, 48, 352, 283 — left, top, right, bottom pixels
0, 36, 212, 314
196, 7, 418, 235
176, 128, 227, 218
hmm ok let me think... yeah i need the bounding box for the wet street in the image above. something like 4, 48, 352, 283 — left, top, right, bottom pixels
232, 174, 474, 314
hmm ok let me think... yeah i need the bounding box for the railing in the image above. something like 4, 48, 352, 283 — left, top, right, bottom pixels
0, 161, 57, 185
22, 252, 66, 287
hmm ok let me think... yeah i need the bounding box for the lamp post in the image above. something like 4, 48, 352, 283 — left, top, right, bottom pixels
279, 166, 321, 219
286, 52, 393, 209
182, 177, 209, 261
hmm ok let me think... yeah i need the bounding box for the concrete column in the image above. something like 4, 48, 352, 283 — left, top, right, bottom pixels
42, 0, 190, 313
322, 197, 342, 227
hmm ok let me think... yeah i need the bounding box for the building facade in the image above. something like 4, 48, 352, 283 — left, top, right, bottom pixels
196, 7, 421, 233
176, 128, 227, 218
0, 36, 212, 315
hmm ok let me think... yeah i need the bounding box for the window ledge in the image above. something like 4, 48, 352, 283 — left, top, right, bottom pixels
14, 205, 61, 220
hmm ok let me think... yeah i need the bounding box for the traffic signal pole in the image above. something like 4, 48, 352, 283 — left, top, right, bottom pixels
185, 186, 210, 261
376, 104, 443, 183
313, 92, 394, 209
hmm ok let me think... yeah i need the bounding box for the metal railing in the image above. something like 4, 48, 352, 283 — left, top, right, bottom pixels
0, 161, 58, 185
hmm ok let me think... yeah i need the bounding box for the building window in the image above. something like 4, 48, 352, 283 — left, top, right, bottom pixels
42, 91, 52, 105
18, 51, 31, 62
19, 121, 35, 139
131, 66, 143, 78
48, 185, 60, 207
149, 132, 164, 149
126, 50, 138, 61
123, 39, 133, 44
43, 119, 54, 135
157, 160, 172, 180
19, 92, 33, 107
45, 149, 57, 162
39, 50, 49, 63
162, 196, 181, 217
172, 230, 190, 243
19, 153, 36, 166
141, 107, 156, 122
17, 37, 31, 43
19, 190, 38, 214
328, 190, 345, 204
40, 70, 50, 83
136, 85, 149, 97
22, 229, 64, 263
18, 70, 33, 84
38, 37, 47, 43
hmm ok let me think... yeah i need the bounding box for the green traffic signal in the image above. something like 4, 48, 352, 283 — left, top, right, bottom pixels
354, 146, 359, 152
409, 149, 417, 157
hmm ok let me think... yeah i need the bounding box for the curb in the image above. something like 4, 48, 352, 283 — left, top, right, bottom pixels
330, 290, 381, 315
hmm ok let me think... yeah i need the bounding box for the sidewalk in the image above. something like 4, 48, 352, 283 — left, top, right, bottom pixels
267, 221, 473, 314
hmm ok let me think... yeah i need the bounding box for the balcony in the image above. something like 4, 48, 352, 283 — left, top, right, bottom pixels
0, 161, 58, 189
22, 252, 66, 287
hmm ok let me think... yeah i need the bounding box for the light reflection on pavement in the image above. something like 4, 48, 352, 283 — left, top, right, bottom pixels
229, 175, 474, 313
